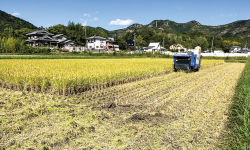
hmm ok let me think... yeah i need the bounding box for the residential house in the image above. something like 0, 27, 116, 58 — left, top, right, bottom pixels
26, 29, 57, 47
26, 30, 84, 52
86, 36, 107, 49
143, 42, 165, 52
106, 38, 119, 51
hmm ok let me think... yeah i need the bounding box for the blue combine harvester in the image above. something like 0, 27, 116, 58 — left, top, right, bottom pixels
173, 49, 201, 71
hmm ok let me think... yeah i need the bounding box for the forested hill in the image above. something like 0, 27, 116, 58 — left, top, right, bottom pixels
106, 20, 250, 38
0, 10, 37, 31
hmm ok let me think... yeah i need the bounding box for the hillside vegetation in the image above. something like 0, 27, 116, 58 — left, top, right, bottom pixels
0, 10, 37, 31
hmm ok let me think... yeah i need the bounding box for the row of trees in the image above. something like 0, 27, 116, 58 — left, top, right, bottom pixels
0, 27, 51, 54
116, 29, 247, 52
47, 21, 108, 46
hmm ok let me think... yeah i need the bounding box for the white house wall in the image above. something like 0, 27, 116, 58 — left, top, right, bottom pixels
65, 46, 85, 52
88, 39, 106, 49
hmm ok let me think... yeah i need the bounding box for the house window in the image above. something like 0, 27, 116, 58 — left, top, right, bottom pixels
96, 46, 99, 48
89, 46, 92, 48
101, 46, 103, 48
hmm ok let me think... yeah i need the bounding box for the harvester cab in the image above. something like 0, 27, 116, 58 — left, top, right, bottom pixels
173, 49, 201, 71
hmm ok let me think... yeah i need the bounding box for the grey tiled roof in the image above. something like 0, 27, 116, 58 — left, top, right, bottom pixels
53, 34, 67, 38
26, 29, 54, 36
86, 36, 106, 40
26, 35, 57, 42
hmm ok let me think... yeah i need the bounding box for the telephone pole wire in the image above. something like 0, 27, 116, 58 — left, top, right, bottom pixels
134, 33, 137, 51
211, 36, 214, 53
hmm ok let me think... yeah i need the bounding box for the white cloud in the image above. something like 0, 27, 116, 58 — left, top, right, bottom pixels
93, 17, 98, 21
81, 21, 87, 26
210, 17, 215, 19
109, 19, 134, 26
80, 18, 87, 26
12, 12, 20, 16
84, 13, 90, 17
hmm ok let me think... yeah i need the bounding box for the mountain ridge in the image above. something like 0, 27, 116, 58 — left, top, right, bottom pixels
102, 19, 250, 38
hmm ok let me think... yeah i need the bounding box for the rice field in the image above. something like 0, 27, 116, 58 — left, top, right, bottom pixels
0, 59, 223, 94
0, 62, 245, 149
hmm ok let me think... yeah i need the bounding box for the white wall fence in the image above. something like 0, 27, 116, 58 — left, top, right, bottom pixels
201, 53, 250, 57
64, 46, 85, 52
162, 51, 250, 57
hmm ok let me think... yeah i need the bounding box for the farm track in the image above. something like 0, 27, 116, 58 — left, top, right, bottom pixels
0, 63, 245, 149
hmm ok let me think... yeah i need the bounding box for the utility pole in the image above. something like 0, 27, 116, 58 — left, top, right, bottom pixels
163, 37, 165, 49
85, 26, 87, 49
134, 33, 137, 51
211, 36, 214, 53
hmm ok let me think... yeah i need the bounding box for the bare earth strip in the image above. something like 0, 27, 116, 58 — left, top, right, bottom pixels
0, 63, 245, 149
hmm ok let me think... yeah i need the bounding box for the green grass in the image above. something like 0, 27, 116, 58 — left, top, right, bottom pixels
223, 61, 250, 149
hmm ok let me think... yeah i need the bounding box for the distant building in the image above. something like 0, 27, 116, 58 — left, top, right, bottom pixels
229, 46, 241, 53
51, 34, 75, 48
144, 42, 165, 52
106, 39, 119, 51
26, 30, 84, 52
86, 36, 107, 49
126, 40, 134, 46
26, 30, 57, 47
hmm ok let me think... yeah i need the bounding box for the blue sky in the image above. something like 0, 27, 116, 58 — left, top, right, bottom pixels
1, 0, 249, 31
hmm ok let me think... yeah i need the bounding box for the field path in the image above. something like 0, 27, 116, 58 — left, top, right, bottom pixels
0, 63, 245, 149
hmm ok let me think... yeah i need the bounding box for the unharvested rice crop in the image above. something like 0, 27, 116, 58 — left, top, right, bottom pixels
0, 63, 245, 149
0, 59, 223, 94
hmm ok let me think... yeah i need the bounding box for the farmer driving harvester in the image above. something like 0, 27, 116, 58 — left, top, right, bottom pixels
195, 44, 201, 54
173, 43, 202, 71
